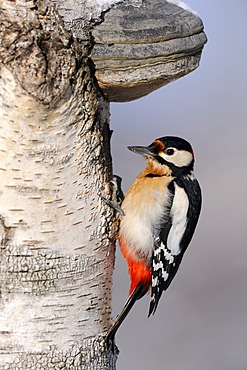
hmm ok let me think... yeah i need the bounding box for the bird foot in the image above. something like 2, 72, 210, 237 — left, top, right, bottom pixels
102, 175, 125, 216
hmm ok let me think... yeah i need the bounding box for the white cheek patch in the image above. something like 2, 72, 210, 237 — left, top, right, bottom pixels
167, 183, 189, 255
159, 150, 193, 167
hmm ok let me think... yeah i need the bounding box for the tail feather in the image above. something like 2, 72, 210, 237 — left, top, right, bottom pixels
106, 282, 147, 347
148, 284, 162, 317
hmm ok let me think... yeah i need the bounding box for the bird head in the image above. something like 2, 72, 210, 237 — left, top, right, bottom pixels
128, 136, 195, 175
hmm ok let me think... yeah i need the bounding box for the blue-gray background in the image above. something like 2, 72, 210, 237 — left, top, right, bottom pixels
109, 1, 247, 369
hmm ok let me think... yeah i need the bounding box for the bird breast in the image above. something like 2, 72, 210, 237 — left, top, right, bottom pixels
120, 175, 173, 262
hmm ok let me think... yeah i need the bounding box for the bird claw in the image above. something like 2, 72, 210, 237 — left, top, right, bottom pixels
102, 197, 125, 216
101, 175, 125, 216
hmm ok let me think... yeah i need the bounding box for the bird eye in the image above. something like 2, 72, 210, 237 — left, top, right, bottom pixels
165, 148, 175, 155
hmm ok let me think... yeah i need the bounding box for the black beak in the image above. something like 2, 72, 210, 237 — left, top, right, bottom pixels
127, 146, 156, 158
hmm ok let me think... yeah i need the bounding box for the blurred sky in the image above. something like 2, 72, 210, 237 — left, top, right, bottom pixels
109, 1, 247, 369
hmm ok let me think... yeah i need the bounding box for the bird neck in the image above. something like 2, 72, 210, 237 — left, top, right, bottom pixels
143, 158, 172, 177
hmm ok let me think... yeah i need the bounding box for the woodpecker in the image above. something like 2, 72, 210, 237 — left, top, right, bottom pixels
106, 136, 201, 345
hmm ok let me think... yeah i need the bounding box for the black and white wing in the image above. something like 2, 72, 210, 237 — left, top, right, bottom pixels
148, 176, 202, 316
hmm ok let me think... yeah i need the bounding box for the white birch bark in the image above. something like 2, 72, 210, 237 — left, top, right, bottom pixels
0, 62, 116, 368
0, 1, 117, 367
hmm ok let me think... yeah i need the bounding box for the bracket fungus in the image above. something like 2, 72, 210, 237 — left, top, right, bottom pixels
90, 0, 207, 102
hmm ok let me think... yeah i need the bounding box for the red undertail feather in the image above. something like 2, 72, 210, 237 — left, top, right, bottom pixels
119, 235, 152, 295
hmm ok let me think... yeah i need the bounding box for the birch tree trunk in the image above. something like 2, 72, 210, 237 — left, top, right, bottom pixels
0, 0, 206, 368
0, 2, 116, 368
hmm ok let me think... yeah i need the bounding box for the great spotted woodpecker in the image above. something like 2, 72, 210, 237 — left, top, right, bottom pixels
106, 136, 202, 345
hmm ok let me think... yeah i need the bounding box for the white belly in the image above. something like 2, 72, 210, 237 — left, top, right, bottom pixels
120, 185, 172, 260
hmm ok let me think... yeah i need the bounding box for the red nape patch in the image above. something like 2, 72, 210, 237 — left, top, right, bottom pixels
119, 235, 152, 296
